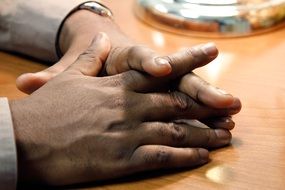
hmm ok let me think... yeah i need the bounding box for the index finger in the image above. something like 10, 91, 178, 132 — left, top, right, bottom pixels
119, 43, 218, 92
105, 43, 218, 78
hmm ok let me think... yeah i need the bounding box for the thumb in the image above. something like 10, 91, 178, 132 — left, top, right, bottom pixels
66, 32, 111, 76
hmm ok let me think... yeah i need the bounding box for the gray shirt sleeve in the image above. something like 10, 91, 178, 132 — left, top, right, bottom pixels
0, 98, 17, 190
0, 0, 86, 62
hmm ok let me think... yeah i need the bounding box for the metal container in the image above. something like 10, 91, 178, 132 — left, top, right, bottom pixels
135, 0, 285, 37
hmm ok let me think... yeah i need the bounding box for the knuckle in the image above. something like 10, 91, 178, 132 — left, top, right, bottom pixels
128, 46, 145, 57
128, 46, 153, 70
154, 122, 186, 143
195, 80, 211, 101
161, 55, 175, 67
169, 92, 194, 112
128, 46, 140, 55
185, 47, 206, 63
123, 70, 143, 88
144, 148, 171, 165
155, 149, 171, 164
78, 49, 100, 63
167, 123, 186, 143
180, 47, 210, 69
161, 46, 209, 70
106, 47, 121, 75
153, 122, 168, 137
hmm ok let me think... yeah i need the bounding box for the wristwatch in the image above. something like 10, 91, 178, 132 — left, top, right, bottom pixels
56, 1, 113, 58
77, 1, 113, 19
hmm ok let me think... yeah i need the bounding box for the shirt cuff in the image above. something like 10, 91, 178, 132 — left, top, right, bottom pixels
0, 98, 17, 190
0, 0, 87, 62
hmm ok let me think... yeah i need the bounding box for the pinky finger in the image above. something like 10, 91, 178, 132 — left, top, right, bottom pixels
129, 145, 209, 172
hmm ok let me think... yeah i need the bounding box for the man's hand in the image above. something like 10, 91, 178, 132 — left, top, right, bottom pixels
10, 34, 240, 186
16, 10, 237, 110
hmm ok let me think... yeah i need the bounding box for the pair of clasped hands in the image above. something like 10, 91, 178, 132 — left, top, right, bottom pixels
12, 31, 241, 185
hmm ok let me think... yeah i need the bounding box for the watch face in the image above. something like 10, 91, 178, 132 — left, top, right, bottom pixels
135, 0, 285, 37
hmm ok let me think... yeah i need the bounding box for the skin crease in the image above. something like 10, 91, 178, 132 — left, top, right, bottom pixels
10, 34, 241, 185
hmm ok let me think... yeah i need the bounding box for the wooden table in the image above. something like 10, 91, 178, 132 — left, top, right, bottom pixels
1, 1, 285, 189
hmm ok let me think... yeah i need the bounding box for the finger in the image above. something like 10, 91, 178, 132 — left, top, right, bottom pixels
130, 145, 209, 172
137, 122, 232, 148
201, 117, 235, 130
119, 43, 218, 92
106, 46, 172, 77
137, 91, 242, 121
16, 34, 108, 94
179, 72, 235, 108
171, 118, 235, 130
16, 61, 68, 94
163, 42, 218, 76
66, 32, 111, 76
16, 72, 51, 94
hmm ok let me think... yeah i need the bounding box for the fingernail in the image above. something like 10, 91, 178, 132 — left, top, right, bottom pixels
200, 43, 218, 57
215, 129, 231, 144
217, 117, 235, 130
222, 117, 235, 124
155, 58, 170, 67
198, 149, 209, 163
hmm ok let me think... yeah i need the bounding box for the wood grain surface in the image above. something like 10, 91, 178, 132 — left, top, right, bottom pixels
1, 1, 285, 189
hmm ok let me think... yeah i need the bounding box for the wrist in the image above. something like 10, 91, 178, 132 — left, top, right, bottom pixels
59, 9, 134, 56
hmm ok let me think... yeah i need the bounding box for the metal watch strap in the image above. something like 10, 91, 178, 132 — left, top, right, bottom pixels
78, 1, 113, 19
55, 1, 113, 58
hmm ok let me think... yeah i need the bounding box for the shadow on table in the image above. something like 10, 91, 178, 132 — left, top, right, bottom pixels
18, 166, 200, 190
19, 146, 239, 190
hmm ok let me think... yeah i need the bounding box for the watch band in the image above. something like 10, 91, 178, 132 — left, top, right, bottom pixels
78, 1, 113, 19
55, 1, 113, 58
